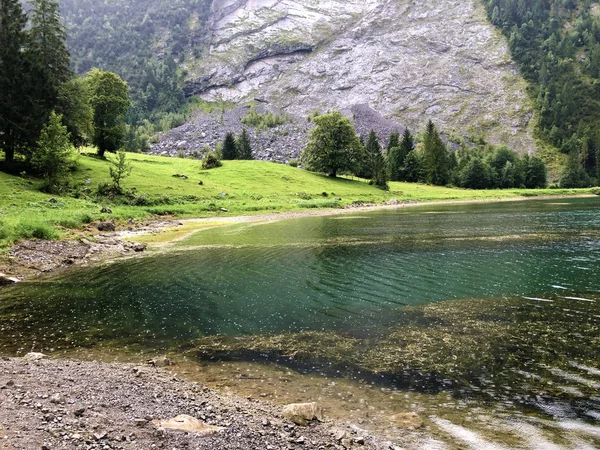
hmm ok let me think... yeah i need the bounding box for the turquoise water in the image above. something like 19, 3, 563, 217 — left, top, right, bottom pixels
0, 198, 599, 352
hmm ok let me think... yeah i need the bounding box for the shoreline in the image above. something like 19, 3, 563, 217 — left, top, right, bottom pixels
1, 193, 596, 282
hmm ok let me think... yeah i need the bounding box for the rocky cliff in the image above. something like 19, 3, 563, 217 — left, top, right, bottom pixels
153, 0, 536, 157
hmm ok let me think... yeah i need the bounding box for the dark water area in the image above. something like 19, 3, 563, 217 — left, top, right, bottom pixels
1, 197, 600, 447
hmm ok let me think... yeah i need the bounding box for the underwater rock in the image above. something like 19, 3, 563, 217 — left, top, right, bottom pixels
388, 412, 424, 430
153, 414, 224, 435
0, 273, 19, 285
147, 356, 173, 367
282, 402, 323, 426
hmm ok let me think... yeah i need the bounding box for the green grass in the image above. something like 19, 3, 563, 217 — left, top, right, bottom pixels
0, 150, 595, 249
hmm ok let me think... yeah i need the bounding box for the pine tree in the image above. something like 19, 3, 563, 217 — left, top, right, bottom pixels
364, 130, 388, 189
222, 132, 237, 160
236, 128, 253, 160
388, 128, 414, 181
30, 110, 74, 183
422, 120, 449, 186
0, 0, 29, 163
387, 131, 400, 152
25, 0, 72, 157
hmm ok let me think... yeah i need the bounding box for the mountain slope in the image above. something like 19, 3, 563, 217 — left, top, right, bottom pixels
186, 0, 535, 152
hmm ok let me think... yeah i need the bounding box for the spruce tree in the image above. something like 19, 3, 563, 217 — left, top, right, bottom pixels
236, 128, 253, 160
388, 128, 414, 181
222, 132, 238, 160
422, 120, 449, 186
25, 0, 71, 158
365, 130, 388, 189
0, 0, 29, 163
387, 131, 400, 152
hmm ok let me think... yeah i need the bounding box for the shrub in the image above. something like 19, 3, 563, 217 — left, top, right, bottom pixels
202, 152, 222, 169
15, 220, 60, 240
288, 159, 299, 167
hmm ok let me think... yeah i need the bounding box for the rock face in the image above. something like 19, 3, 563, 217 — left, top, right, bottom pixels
175, 0, 535, 154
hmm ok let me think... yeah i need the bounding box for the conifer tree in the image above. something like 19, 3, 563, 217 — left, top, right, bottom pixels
222, 132, 238, 160
364, 130, 388, 189
422, 120, 449, 185
387, 131, 400, 152
0, 0, 29, 163
388, 128, 414, 181
236, 128, 253, 160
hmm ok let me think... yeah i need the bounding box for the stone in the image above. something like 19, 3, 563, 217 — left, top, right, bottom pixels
282, 402, 323, 426
152, 415, 224, 436
388, 412, 424, 429
96, 221, 116, 232
100, 207, 112, 214
147, 356, 173, 367
24, 352, 49, 362
0, 273, 19, 285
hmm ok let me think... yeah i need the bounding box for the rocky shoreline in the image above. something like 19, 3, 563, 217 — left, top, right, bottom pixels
0, 356, 381, 450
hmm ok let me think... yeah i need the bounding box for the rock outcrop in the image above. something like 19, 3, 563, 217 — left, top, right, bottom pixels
170, 0, 535, 155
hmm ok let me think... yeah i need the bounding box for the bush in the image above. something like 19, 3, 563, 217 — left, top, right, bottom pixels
202, 152, 222, 169
15, 220, 60, 240
288, 159, 299, 167
241, 107, 289, 129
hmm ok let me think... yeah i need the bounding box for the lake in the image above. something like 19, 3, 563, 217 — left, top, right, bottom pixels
1, 197, 600, 448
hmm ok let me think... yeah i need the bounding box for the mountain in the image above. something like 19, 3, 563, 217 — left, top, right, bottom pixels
183, 0, 535, 153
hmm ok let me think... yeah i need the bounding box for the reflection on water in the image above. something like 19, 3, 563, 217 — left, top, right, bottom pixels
1, 197, 600, 448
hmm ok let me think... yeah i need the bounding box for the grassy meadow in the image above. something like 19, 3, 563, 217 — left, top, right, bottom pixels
0, 150, 595, 249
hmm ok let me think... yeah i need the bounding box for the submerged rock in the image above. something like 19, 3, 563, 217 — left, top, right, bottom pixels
0, 273, 19, 285
282, 402, 323, 426
389, 412, 424, 430
23, 352, 49, 361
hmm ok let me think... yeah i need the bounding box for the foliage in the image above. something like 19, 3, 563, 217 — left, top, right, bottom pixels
388, 128, 414, 181
301, 111, 363, 177
201, 152, 222, 169
422, 120, 450, 186
221, 132, 238, 160
109, 151, 132, 192
56, 77, 94, 147
236, 128, 253, 160
85, 69, 131, 157
400, 149, 423, 183
363, 130, 389, 189
30, 111, 76, 186
241, 107, 289, 129
482, 0, 600, 184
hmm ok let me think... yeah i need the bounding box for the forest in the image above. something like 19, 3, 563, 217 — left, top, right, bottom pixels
483, 0, 600, 186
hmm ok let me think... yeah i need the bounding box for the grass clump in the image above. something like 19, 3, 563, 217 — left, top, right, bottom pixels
241, 107, 289, 129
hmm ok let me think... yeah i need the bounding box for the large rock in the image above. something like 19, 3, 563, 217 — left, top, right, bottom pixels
153, 415, 224, 435
282, 402, 323, 426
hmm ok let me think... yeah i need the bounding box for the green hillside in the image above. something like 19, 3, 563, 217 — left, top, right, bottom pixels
0, 152, 593, 249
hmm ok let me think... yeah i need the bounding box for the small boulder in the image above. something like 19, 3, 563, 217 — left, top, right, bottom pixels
147, 356, 173, 367
100, 207, 112, 214
153, 415, 224, 436
96, 221, 116, 232
0, 273, 19, 285
23, 352, 48, 361
282, 402, 323, 426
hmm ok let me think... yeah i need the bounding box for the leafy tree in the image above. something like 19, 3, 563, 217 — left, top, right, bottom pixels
56, 77, 93, 146
236, 128, 253, 160
301, 111, 362, 177
459, 157, 493, 189
30, 111, 75, 184
422, 120, 449, 185
0, 0, 29, 164
524, 155, 548, 188
109, 151, 132, 192
221, 132, 237, 160
85, 69, 131, 157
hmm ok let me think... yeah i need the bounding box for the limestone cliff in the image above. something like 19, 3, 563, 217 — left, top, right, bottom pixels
180, 0, 535, 153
